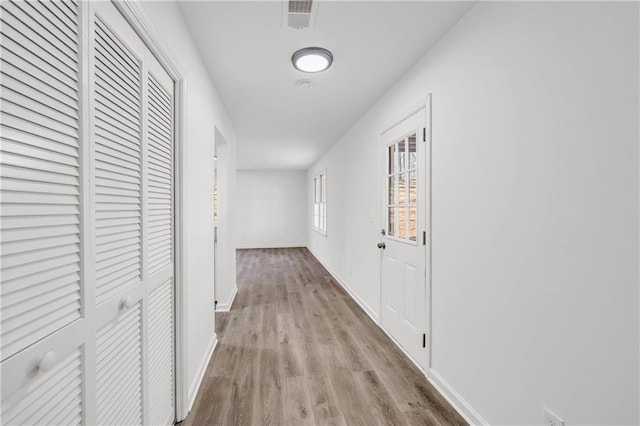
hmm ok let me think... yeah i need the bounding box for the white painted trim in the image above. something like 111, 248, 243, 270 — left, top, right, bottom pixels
424, 93, 433, 370
215, 285, 238, 312
236, 244, 308, 250
427, 369, 489, 426
312, 227, 328, 237
110, 1, 189, 422
172, 75, 189, 423
188, 336, 218, 412
307, 247, 379, 324
637, 3, 640, 416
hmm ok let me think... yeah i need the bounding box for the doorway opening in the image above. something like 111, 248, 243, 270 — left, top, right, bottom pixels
213, 128, 234, 311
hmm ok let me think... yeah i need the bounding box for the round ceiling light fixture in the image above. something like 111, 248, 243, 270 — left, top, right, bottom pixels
291, 47, 333, 73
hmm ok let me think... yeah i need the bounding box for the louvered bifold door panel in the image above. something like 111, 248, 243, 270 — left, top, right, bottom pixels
90, 3, 148, 425
148, 279, 174, 425
2, 0, 179, 424
0, 1, 87, 424
0, 0, 82, 360
93, 15, 143, 305
145, 53, 176, 426
96, 302, 143, 425
2, 349, 83, 425
147, 72, 173, 281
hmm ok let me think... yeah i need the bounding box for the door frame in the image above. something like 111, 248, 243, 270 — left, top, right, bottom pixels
379, 94, 432, 371
112, 1, 189, 421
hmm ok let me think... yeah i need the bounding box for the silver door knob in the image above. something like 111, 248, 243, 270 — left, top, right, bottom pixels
377, 242, 386, 249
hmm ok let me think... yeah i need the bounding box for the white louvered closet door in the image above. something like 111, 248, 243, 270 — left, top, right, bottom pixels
90, 2, 175, 425
1, 0, 87, 424
1, 1, 176, 425
145, 53, 175, 426
91, 3, 146, 425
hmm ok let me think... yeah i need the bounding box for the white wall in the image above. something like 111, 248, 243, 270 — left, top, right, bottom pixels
235, 170, 307, 249
308, 2, 639, 424
141, 1, 237, 412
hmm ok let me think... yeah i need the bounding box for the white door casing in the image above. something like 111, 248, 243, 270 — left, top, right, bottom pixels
379, 99, 431, 370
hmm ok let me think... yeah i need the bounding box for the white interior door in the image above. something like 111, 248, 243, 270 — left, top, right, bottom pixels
1, 0, 87, 422
379, 106, 429, 369
91, 4, 146, 422
1, 1, 176, 424
144, 42, 176, 426
92, 3, 175, 424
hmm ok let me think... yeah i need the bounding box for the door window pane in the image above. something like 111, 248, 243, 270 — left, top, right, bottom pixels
385, 131, 418, 243
398, 173, 407, 205
388, 144, 396, 174
409, 207, 417, 241
408, 134, 417, 170
398, 207, 407, 239
388, 207, 396, 237
388, 176, 396, 205
408, 171, 417, 205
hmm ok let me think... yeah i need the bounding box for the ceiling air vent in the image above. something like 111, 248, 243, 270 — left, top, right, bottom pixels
284, 0, 316, 29
289, 0, 312, 13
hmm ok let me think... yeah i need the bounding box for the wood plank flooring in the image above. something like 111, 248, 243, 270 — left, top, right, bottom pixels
182, 248, 466, 426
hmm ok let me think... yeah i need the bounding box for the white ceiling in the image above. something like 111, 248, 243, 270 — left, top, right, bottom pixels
178, 1, 474, 170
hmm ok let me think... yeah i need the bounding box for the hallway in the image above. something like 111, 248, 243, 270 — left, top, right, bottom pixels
184, 248, 466, 425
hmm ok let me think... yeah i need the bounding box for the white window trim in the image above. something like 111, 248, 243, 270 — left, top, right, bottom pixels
313, 170, 327, 236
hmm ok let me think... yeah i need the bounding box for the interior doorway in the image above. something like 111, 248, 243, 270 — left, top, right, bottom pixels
213, 150, 219, 309
213, 128, 228, 310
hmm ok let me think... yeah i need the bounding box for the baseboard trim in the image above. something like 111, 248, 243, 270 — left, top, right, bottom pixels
307, 246, 487, 426
215, 285, 238, 312
427, 369, 489, 425
236, 244, 307, 249
307, 247, 379, 324
188, 335, 218, 411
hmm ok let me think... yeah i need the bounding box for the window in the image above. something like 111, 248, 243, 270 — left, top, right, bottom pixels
386, 133, 417, 242
313, 171, 327, 234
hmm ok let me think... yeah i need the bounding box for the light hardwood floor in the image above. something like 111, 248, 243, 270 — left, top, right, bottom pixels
182, 248, 467, 426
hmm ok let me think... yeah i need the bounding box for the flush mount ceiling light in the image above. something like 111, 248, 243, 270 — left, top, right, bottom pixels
291, 47, 333, 73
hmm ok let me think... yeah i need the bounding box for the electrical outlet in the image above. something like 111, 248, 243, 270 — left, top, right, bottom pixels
544, 407, 564, 426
